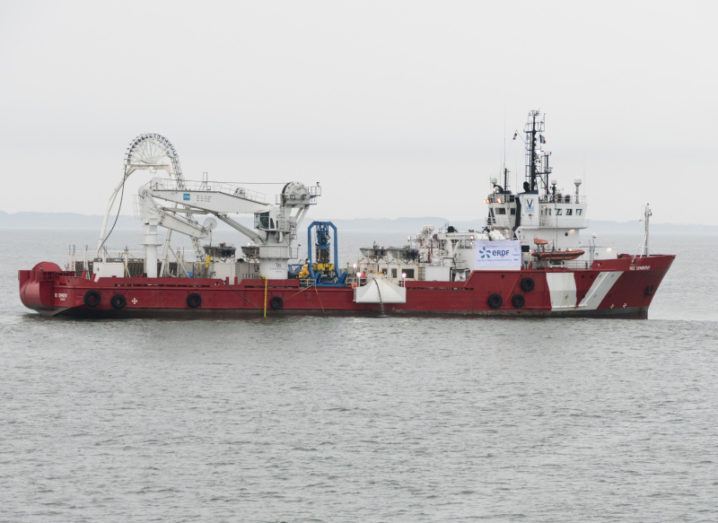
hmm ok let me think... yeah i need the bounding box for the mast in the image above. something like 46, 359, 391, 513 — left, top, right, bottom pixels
523, 110, 552, 194
526, 111, 538, 192
501, 112, 510, 193
643, 203, 652, 256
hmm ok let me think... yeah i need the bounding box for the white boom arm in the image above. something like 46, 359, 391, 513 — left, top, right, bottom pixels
139, 178, 320, 278
146, 178, 270, 214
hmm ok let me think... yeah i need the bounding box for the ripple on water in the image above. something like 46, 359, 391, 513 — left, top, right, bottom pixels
1, 232, 718, 521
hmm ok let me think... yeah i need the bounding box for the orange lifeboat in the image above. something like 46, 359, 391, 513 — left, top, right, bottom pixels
532, 238, 584, 261
533, 248, 585, 261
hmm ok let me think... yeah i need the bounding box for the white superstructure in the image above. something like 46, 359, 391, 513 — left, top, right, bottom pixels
353, 110, 615, 282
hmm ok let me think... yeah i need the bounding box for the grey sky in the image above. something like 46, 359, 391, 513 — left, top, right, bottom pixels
1, 0, 715, 223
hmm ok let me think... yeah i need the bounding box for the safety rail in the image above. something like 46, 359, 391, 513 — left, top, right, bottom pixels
148, 178, 269, 205
345, 275, 407, 287
539, 194, 587, 205
345, 276, 364, 287
487, 193, 588, 205
487, 194, 516, 204
529, 259, 593, 270
298, 276, 358, 288
93, 248, 147, 260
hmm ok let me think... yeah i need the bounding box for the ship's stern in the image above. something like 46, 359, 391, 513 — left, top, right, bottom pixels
18, 262, 67, 315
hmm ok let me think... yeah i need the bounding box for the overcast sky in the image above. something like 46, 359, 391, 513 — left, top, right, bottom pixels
1, 0, 716, 223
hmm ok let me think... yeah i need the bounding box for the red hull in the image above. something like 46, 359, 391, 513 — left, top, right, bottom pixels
18, 255, 674, 319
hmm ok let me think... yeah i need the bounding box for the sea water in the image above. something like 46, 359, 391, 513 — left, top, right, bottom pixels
1, 230, 716, 521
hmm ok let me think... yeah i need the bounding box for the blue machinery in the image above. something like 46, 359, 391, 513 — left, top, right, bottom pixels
306, 221, 347, 286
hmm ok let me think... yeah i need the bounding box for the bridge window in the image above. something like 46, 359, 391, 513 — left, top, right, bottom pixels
403, 268, 415, 279
496, 207, 506, 215
510, 208, 516, 215
576, 208, 583, 216
566, 208, 573, 216
556, 209, 563, 216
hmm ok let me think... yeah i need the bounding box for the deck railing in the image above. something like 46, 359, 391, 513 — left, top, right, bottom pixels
148, 178, 269, 204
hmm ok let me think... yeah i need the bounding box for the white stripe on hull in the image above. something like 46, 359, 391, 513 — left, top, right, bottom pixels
578, 271, 623, 310
546, 272, 577, 310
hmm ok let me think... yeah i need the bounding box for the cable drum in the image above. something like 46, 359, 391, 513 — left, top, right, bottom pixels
123, 133, 184, 185
98, 133, 194, 257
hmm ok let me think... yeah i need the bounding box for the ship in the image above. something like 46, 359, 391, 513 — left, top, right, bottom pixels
18, 111, 674, 318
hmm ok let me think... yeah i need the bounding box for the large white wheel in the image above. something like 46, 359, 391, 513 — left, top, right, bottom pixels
97, 134, 189, 256
123, 133, 184, 183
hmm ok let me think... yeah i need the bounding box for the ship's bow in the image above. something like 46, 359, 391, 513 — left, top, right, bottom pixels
594, 254, 675, 318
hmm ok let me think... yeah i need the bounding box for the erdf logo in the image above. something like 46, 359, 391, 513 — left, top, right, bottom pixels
479, 246, 510, 259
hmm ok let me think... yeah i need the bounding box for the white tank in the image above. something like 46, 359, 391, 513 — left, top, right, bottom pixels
258, 244, 291, 279
259, 259, 288, 279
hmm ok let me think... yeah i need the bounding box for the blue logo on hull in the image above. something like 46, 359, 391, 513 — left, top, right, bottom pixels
479, 246, 510, 259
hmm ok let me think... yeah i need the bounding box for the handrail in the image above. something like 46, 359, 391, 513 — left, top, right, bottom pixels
487, 194, 588, 205
149, 178, 269, 204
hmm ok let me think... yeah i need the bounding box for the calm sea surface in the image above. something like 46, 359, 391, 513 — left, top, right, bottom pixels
1, 229, 717, 522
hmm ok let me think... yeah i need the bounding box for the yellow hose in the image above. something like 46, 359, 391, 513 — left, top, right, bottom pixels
263, 276, 268, 318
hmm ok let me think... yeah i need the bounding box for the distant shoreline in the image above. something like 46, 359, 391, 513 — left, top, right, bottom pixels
1, 211, 717, 235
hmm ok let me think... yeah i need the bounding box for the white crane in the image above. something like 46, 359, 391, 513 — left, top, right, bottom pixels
140, 178, 320, 278
97, 133, 320, 279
